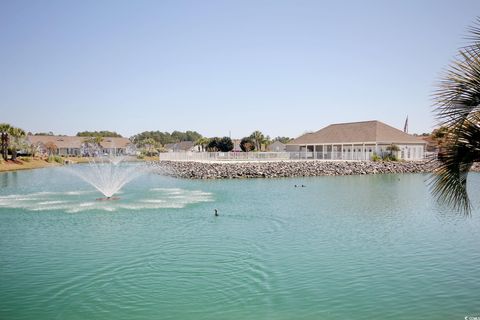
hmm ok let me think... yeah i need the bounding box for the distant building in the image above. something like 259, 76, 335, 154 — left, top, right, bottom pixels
232, 139, 242, 152
27, 135, 134, 156
286, 120, 426, 161
165, 141, 198, 152
267, 141, 286, 152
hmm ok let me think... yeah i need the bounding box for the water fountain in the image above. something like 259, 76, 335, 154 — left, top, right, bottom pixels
67, 155, 145, 200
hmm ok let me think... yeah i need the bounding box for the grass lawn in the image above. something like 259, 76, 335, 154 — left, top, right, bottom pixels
0, 155, 158, 172
0, 157, 60, 172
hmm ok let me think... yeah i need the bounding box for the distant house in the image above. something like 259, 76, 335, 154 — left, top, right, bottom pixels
267, 141, 286, 152
27, 135, 135, 156
165, 141, 198, 152
232, 139, 242, 152
286, 120, 426, 161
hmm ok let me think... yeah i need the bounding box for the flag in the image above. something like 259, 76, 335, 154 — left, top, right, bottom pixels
403, 116, 408, 133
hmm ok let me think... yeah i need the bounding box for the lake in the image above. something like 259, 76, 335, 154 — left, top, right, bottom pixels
1, 165, 479, 319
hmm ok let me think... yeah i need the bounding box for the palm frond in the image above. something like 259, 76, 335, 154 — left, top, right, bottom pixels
432, 18, 480, 214
430, 114, 480, 213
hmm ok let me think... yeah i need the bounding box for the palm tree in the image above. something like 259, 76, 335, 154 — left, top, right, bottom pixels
432, 18, 480, 213
140, 137, 158, 156
9, 127, 26, 160
195, 137, 210, 152
45, 141, 58, 156
386, 144, 400, 160
0, 123, 12, 160
249, 130, 265, 151
83, 136, 104, 156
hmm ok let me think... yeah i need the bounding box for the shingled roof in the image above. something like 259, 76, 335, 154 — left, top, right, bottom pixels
28, 135, 131, 149
289, 121, 425, 145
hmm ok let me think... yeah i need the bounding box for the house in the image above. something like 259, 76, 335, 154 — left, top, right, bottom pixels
286, 120, 426, 161
267, 141, 286, 152
165, 141, 198, 152
99, 137, 135, 155
232, 139, 242, 152
27, 135, 134, 156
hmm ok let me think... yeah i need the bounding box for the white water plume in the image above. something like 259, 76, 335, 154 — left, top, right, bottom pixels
67, 156, 146, 198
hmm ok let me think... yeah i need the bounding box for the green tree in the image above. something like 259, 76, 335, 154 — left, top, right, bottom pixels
385, 144, 400, 161
240, 137, 255, 152
185, 131, 202, 142
0, 123, 12, 160
431, 18, 480, 213
34, 131, 54, 136
195, 137, 210, 152
139, 138, 159, 156
131, 130, 203, 147
273, 136, 293, 144
9, 127, 26, 160
206, 137, 233, 152
77, 131, 122, 137
207, 137, 220, 151
249, 130, 266, 151
45, 141, 58, 156
29, 143, 40, 158
83, 136, 104, 156
217, 137, 234, 152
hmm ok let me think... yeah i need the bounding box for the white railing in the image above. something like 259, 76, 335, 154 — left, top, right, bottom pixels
158, 151, 380, 162
159, 152, 291, 161
159, 151, 432, 162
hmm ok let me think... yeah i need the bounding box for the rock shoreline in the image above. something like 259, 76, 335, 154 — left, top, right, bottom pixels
154, 160, 480, 179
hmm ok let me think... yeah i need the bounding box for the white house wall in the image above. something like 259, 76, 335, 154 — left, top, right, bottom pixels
286, 143, 426, 161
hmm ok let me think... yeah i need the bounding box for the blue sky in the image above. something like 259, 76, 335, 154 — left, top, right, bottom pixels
1, 0, 479, 138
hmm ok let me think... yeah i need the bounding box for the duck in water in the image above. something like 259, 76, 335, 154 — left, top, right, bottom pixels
214, 209, 218, 217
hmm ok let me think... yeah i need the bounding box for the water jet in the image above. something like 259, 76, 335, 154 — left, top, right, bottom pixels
67, 154, 146, 199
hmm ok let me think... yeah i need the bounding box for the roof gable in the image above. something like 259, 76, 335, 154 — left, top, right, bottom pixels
289, 121, 425, 145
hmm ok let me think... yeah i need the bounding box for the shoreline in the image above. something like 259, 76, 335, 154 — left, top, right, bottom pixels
155, 160, 480, 179
0, 158, 60, 172
0, 156, 158, 173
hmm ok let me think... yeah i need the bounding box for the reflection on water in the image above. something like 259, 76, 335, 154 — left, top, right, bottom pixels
0, 171, 18, 188
0, 167, 479, 320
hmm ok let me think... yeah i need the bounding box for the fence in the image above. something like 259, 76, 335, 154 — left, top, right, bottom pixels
159, 152, 291, 161
159, 151, 379, 162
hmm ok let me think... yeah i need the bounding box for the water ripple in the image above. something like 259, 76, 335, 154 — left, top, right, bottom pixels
0, 188, 214, 213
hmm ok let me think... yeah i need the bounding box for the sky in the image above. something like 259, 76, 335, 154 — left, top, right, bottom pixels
1, 0, 480, 138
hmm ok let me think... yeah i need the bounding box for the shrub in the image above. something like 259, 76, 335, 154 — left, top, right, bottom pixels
371, 153, 381, 162
240, 137, 255, 152
207, 137, 220, 151
48, 155, 64, 164
217, 137, 234, 152
207, 137, 233, 152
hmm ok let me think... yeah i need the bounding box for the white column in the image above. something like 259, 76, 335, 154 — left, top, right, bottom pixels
341, 144, 344, 160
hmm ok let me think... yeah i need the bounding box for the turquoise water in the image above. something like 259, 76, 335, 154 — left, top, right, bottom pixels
1, 166, 480, 320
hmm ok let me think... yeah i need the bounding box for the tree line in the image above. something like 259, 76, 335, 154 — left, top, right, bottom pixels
131, 130, 202, 146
